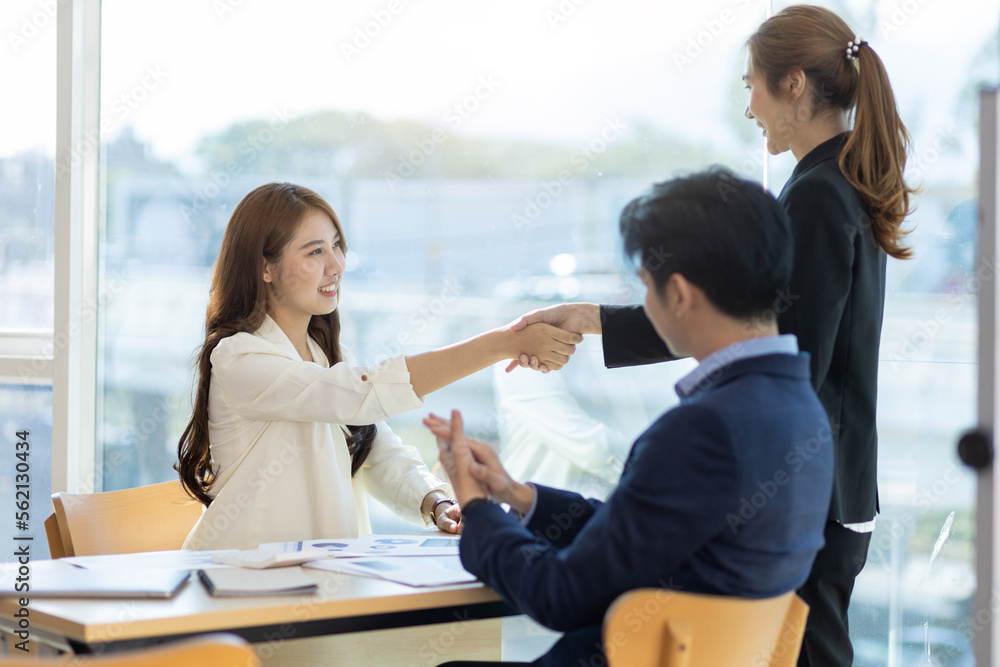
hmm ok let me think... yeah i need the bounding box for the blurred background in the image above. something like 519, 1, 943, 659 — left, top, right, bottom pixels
0, 0, 996, 663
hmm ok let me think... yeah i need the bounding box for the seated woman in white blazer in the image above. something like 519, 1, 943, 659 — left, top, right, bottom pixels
179, 183, 581, 550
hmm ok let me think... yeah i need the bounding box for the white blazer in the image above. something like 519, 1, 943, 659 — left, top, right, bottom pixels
183, 315, 449, 550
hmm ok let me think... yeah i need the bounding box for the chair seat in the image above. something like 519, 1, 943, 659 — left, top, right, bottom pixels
603, 589, 809, 667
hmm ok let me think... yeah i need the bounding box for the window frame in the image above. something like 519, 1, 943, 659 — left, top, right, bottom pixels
47, 0, 101, 495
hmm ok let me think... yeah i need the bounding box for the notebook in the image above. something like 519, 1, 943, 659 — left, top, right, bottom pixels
197, 567, 319, 597
0, 568, 191, 599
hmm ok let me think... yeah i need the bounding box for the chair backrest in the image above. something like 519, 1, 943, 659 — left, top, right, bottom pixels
603, 589, 809, 667
0, 633, 259, 667
51, 481, 204, 557
43, 513, 67, 559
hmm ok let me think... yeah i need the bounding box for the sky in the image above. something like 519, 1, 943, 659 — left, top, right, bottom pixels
0, 0, 997, 171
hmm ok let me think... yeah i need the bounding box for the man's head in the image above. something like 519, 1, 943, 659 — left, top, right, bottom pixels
619, 167, 793, 358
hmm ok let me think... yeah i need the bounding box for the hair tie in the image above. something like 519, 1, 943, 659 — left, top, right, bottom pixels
846, 36, 867, 62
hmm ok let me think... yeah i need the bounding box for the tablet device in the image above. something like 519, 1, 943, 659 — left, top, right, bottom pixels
0, 569, 191, 599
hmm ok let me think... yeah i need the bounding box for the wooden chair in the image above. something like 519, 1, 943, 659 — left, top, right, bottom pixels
0, 633, 258, 666
43, 513, 67, 559
50, 481, 204, 557
603, 589, 809, 667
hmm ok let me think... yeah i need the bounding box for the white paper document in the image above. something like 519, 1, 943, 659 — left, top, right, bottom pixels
305, 555, 476, 587
258, 534, 460, 558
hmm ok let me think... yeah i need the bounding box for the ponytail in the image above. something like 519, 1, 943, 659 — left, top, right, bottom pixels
839, 44, 915, 259
747, 5, 915, 259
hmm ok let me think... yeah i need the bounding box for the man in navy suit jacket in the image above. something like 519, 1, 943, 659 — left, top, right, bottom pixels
425, 168, 834, 666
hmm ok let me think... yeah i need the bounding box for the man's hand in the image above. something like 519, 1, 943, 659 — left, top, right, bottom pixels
423, 411, 536, 514
464, 438, 536, 514
425, 412, 536, 514
505, 303, 601, 373
423, 410, 489, 507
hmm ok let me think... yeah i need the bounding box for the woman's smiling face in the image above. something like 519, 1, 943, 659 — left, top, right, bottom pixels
743, 61, 796, 156
263, 209, 346, 329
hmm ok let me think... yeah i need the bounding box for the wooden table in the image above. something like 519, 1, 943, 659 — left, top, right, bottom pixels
0, 561, 517, 666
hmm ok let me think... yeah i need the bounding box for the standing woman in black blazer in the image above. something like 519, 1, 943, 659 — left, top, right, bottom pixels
509, 6, 915, 666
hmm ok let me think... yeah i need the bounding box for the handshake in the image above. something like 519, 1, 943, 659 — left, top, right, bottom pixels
505, 302, 602, 374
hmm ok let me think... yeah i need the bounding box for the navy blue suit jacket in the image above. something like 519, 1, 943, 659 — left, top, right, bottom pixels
458, 353, 834, 665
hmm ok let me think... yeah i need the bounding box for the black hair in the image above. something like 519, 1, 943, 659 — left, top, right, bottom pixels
619, 167, 793, 320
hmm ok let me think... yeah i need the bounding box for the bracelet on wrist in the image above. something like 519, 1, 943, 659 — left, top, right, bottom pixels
429, 496, 458, 524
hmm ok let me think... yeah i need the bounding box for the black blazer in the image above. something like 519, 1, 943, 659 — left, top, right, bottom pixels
600, 134, 884, 524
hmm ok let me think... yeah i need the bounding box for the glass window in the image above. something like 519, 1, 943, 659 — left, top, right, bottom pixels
94, 0, 994, 661
0, 384, 53, 563
0, 1, 56, 332
0, 2, 56, 566
96, 0, 767, 494
95, 5, 765, 657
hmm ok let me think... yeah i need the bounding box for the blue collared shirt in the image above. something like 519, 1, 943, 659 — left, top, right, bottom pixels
675, 335, 800, 401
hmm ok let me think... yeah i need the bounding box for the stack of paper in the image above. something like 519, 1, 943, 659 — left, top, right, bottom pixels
29, 533, 472, 592
258, 534, 460, 558
305, 555, 476, 587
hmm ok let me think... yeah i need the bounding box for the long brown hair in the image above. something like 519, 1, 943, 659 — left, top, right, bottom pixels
746, 4, 915, 259
176, 183, 376, 505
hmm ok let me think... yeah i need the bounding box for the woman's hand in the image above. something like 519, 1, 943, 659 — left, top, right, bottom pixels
423, 411, 535, 515
422, 491, 462, 533
435, 501, 463, 534
507, 322, 581, 373
504, 303, 599, 373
